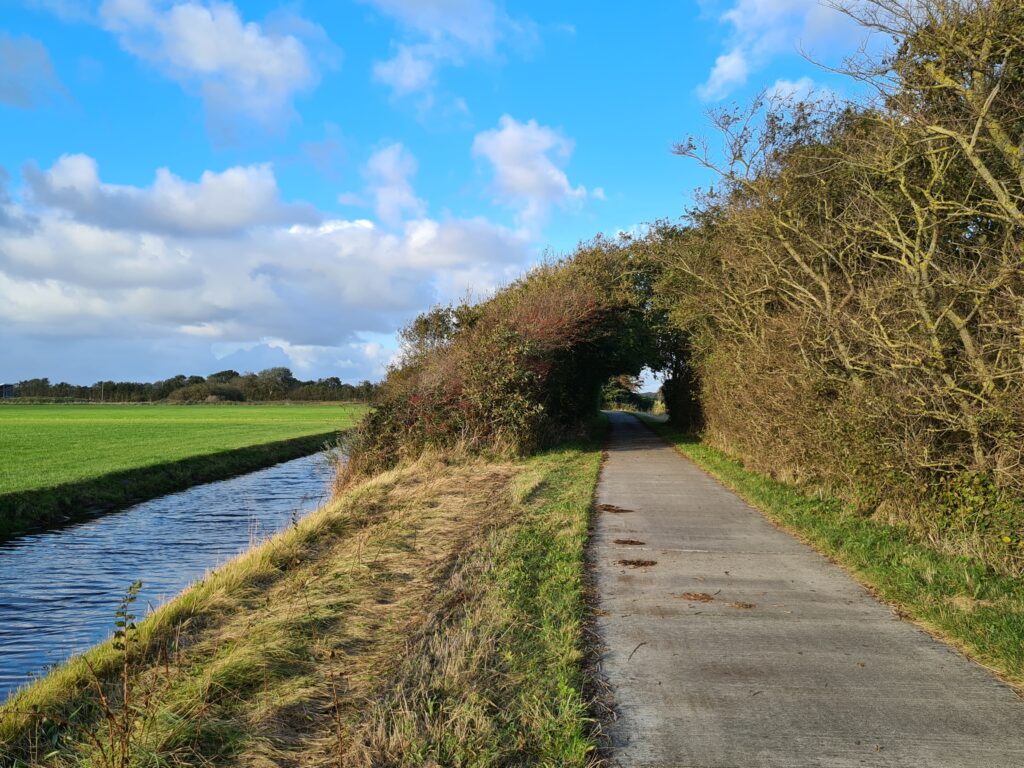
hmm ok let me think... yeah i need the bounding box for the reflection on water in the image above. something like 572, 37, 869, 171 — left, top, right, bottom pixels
0, 452, 333, 702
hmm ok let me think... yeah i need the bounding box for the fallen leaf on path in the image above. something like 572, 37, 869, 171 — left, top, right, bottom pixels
678, 592, 714, 603
727, 602, 756, 609
598, 504, 635, 514
614, 539, 646, 545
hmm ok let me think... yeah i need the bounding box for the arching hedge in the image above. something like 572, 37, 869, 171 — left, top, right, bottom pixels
345, 0, 1024, 574
342, 238, 657, 481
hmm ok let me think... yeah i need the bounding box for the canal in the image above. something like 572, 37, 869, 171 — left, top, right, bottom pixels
0, 452, 333, 702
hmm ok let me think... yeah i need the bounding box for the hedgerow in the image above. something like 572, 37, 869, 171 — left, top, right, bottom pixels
654, 0, 1024, 574
346, 0, 1024, 577
341, 239, 655, 481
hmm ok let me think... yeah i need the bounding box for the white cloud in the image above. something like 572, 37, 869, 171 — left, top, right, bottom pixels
364, 143, 427, 227
0, 156, 533, 381
698, 47, 749, 101
97, 0, 327, 128
1, 216, 201, 290
698, 0, 861, 100
364, 0, 535, 100
766, 75, 834, 102
372, 43, 439, 96
252, 336, 399, 377
366, 0, 502, 52
472, 115, 588, 228
338, 143, 433, 228
25, 154, 318, 236
401, 216, 526, 278
0, 32, 66, 108
264, 337, 322, 371
0, 212, 527, 340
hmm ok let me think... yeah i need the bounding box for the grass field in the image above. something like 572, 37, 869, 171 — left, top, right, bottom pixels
0, 404, 367, 538
641, 416, 1024, 691
0, 420, 606, 766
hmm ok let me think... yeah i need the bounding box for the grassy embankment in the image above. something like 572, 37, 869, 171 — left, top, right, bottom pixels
0, 420, 605, 767
641, 416, 1024, 689
0, 404, 366, 539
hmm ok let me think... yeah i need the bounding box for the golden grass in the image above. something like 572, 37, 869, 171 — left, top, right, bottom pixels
1, 432, 605, 767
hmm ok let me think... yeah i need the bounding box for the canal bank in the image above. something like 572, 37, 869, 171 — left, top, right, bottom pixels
0, 431, 340, 542
0, 452, 334, 702
0, 434, 605, 766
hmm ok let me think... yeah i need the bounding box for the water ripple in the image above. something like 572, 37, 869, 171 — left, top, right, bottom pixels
0, 453, 334, 701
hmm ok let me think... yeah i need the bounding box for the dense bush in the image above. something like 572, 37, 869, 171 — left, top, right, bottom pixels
342, 239, 655, 480
651, 0, 1024, 573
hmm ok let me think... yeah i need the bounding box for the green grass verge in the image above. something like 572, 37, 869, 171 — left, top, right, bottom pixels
393, 422, 608, 764
641, 416, 1024, 689
0, 419, 606, 766
495, 437, 604, 762
0, 404, 366, 539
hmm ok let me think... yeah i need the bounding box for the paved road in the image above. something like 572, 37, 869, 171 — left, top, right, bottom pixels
593, 412, 1024, 767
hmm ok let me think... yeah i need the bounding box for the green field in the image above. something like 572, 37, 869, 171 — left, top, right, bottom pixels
0, 403, 367, 537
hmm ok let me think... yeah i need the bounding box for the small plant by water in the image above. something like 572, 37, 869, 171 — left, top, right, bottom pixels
91, 579, 143, 768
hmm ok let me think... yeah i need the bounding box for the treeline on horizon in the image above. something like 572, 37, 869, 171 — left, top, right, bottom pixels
7, 367, 378, 403
343, 0, 1024, 577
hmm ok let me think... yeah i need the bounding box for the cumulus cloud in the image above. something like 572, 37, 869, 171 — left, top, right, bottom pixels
364, 0, 535, 100
697, 0, 861, 101
0, 212, 527, 340
472, 115, 588, 228
97, 0, 329, 129
372, 43, 439, 97
338, 143, 434, 228
363, 143, 427, 226
0, 32, 66, 108
0, 167, 22, 230
24, 154, 319, 236
403, 217, 528, 298
0, 157, 532, 381
698, 47, 749, 101
1, 217, 202, 291
367, 0, 502, 51
766, 75, 835, 102
212, 336, 399, 378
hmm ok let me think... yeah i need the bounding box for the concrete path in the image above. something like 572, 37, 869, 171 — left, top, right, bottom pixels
593, 412, 1024, 767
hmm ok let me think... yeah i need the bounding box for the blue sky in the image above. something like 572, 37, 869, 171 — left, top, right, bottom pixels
1, 0, 864, 384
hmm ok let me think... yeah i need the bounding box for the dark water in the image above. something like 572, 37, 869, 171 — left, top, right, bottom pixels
0, 452, 334, 702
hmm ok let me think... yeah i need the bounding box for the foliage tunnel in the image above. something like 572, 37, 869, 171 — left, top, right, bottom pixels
347, 0, 1024, 578
341, 237, 665, 481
